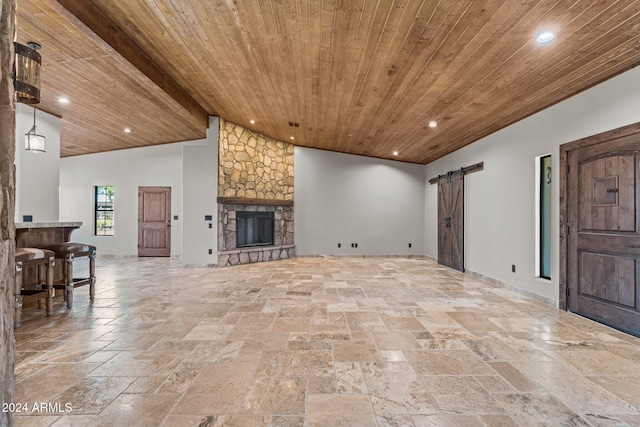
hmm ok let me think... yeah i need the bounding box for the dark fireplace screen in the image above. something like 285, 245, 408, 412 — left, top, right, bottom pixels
236, 211, 275, 247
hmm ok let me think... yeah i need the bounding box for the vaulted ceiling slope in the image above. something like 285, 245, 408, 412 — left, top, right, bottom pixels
17, 0, 640, 164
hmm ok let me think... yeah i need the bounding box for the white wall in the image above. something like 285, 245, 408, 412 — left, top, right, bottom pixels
15, 103, 60, 222
60, 116, 219, 262
60, 141, 188, 256
181, 116, 219, 266
424, 66, 640, 303
295, 147, 425, 255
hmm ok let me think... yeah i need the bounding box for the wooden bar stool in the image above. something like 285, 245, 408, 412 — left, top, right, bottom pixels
14, 248, 55, 328
43, 243, 96, 309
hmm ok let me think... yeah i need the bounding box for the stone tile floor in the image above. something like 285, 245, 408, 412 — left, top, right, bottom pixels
12, 256, 640, 426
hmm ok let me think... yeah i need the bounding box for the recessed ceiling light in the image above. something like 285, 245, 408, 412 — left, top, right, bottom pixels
57, 97, 70, 104
250, 119, 255, 124
124, 128, 132, 133
392, 151, 399, 156
536, 31, 555, 44
428, 120, 438, 128
290, 136, 295, 140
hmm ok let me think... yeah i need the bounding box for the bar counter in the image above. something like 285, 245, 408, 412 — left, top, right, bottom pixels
15, 222, 82, 248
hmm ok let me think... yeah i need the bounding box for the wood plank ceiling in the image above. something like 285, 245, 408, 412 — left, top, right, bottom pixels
16, 0, 640, 164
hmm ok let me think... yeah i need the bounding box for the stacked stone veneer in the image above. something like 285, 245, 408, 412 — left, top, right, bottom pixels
217, 119, 295, 267
1, 1, 17, 423
218, 118, 294, 200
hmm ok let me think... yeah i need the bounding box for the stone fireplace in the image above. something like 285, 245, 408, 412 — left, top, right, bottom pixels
217, 200, 294, 266
217, 119, 295, 267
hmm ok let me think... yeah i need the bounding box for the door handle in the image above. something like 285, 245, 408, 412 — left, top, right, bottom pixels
607, 188, 618, 193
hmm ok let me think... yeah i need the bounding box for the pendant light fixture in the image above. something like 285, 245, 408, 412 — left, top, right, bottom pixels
14, 41, 45, 152
25, 106, 46, 153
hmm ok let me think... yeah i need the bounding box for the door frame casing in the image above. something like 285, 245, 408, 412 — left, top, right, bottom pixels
559, 121, 640, 310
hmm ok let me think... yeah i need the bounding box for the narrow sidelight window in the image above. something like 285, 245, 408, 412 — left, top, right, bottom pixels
95, 185, 114, 236
539, 155, 552, 279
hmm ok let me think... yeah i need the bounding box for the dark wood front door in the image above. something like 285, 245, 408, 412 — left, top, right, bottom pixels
438, 173, 464, 272
138, 186, 171, 257
566, 131, 640, 335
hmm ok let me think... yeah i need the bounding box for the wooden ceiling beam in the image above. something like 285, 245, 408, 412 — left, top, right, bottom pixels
54, 0, 209, 127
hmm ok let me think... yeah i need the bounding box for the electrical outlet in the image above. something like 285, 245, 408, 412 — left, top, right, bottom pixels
351, 243, 354, 248
208, 249, 213, 255
338, 243, 341, 248
208, 223, 212, 229
355, 243, 358, 248
512, 264, 516, 273
408, 243, 412, 248
173, 215, 178, 220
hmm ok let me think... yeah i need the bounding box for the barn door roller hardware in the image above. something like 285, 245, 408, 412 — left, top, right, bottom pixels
428, 162, 484, 184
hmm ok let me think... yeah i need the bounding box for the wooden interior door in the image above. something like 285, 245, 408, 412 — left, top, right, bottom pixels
567, 134, 640, 335
438, 173, 464, 272
138, 186, 171, 257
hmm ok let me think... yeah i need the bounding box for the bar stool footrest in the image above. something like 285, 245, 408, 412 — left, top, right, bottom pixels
21, 290, 49, 305
53, 277, 92, 289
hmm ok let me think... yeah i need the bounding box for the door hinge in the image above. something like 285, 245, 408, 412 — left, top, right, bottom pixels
567, 225, 570, 235
566, 288, 570, 298
567, 165, 570, 174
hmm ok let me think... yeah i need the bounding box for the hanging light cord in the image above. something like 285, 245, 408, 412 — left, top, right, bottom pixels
27, 106, 37, 135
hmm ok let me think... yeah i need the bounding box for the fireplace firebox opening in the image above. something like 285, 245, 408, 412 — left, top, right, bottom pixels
236, 211, 275, 247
